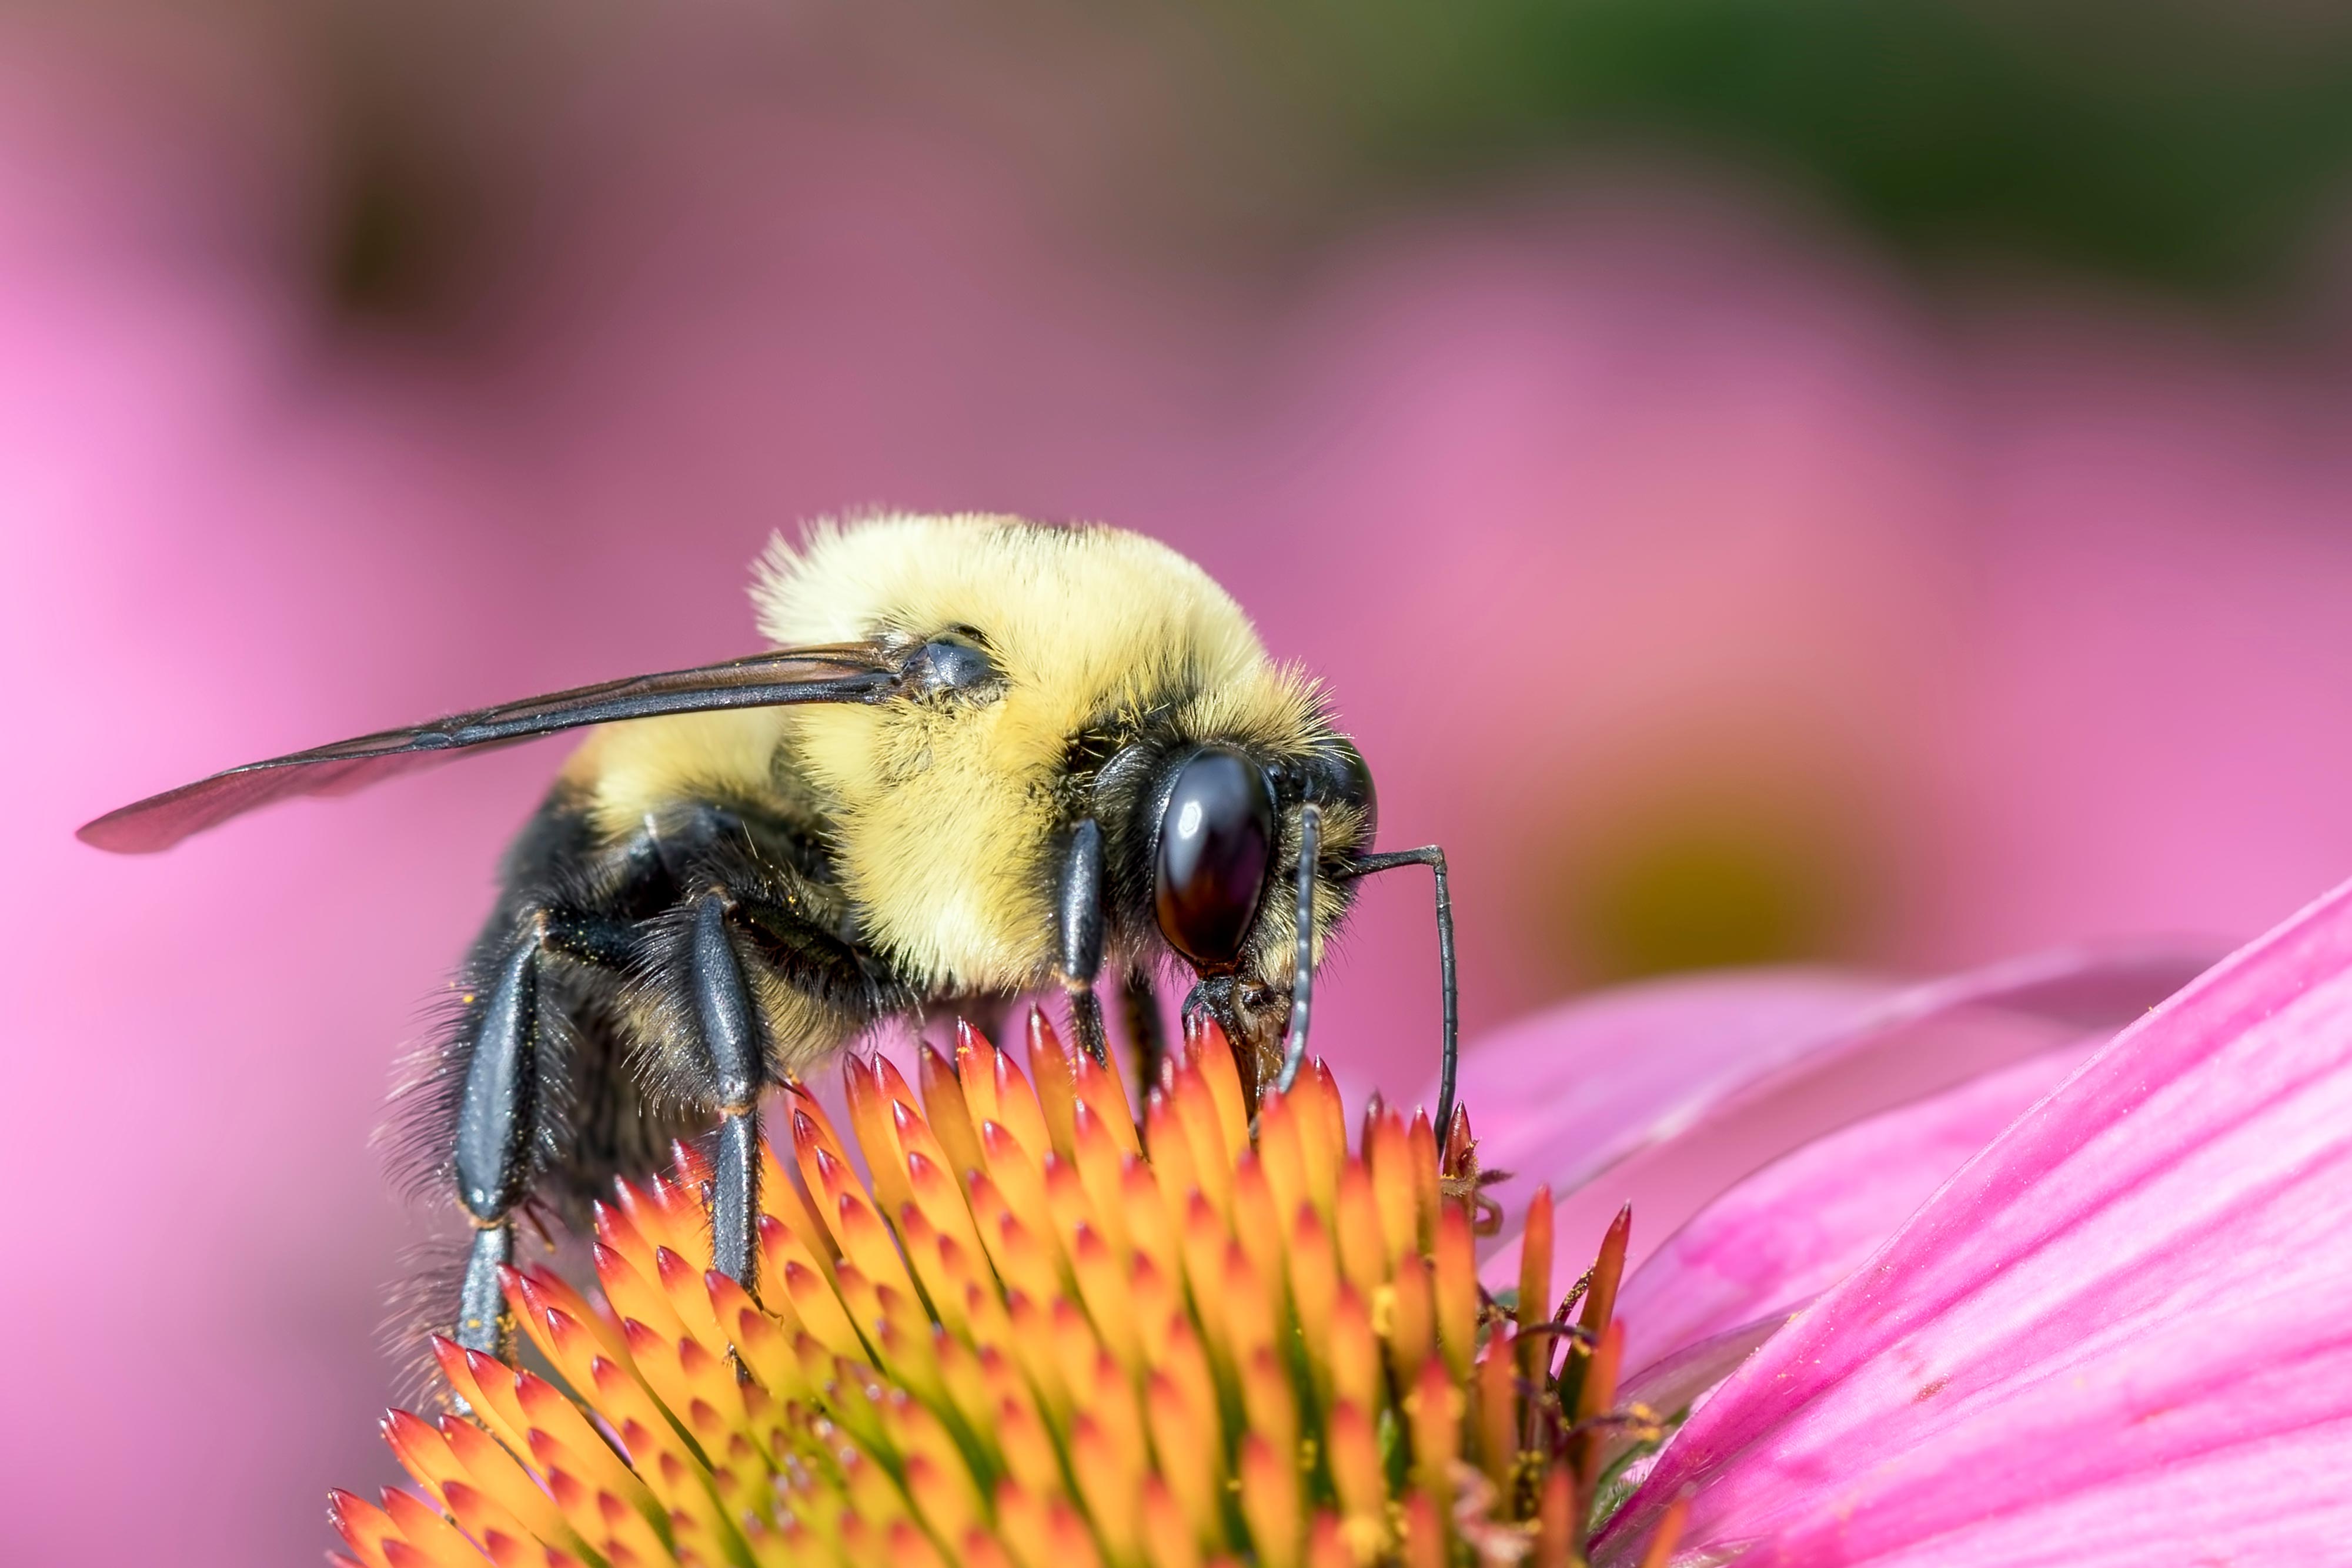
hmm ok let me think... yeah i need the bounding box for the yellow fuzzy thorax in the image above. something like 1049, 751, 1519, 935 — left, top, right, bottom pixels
572, 514, 1327, 994
761, 515, 1317, 992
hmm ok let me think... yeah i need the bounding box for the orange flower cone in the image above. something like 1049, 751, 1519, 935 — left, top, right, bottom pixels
335, 1014, 1653, 1568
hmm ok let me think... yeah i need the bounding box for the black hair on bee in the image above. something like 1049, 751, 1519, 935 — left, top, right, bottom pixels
80, 513, 1455, 1360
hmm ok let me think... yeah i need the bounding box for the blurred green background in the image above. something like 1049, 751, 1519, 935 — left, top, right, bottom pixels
298, 0, 2352, 332
1194, 0, 2352, 299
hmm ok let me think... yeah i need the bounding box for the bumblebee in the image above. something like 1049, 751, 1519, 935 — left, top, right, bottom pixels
82, 514, 1454, 1355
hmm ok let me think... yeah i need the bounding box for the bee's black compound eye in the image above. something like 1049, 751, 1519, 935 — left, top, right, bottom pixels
1154, 745, 1276, 969
900, 633, 1001, 699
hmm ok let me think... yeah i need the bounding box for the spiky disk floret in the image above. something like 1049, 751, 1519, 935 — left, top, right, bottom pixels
335, 1019, 1685, 1568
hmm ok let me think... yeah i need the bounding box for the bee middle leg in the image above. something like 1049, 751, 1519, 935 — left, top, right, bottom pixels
1120, 965, 1168, 1087
677, 891, 769, 1288
649, 882, 884, 1296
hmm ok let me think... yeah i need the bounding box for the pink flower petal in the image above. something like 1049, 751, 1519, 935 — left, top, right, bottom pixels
1454, 969, 1895, 1198
1614, 1047, 2087, 1380
1596, 880, 2352, 1567
1618, 1309, 1806, 1445
1476, 945, 2208, 1283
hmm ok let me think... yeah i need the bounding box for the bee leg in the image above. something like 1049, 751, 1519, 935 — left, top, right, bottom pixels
685, 891, 769, 1291
452, 931, 539, 1358
1120, 965, 1167, 1089
452, 907, 635, 1356
1274, 804, 1323, 1095
1335, 845, 1459, 1136
1055, 818, 1111, 1066
656, 862, 893, 1295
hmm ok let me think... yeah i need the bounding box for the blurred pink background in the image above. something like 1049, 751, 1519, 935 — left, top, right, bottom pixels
10, 5, 2352, 1563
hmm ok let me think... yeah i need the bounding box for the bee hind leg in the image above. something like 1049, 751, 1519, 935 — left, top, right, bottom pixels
450, 905, 635, 1357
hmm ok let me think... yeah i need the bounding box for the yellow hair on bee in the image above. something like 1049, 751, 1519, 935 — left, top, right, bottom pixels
754, 513, 1309, 992
562, 707, 799, 826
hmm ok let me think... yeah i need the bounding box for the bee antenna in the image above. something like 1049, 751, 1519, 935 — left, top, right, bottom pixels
1334, 842, 1459, 1139
1274, 805, 1323, 1096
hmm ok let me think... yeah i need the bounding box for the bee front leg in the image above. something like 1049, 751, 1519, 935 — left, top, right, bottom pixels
1056, 818, 1111, 1066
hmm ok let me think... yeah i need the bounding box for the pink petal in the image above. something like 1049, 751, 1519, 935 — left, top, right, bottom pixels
1597, 880, 2352, 1567
1614, 1047, 2087, 1381
1454, 969, 1895, 1200
1618, 1309, 1805, 1446
1477, 945, 2207, 1283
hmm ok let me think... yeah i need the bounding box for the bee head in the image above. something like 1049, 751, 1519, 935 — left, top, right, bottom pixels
1114, 727, 1378, 1081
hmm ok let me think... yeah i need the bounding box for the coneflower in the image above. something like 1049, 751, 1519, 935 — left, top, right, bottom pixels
333, 1016, 1683, 1568
336, 870, 2352, 1567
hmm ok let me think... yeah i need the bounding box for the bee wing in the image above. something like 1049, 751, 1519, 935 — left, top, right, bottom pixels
78, 643, 900, 853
